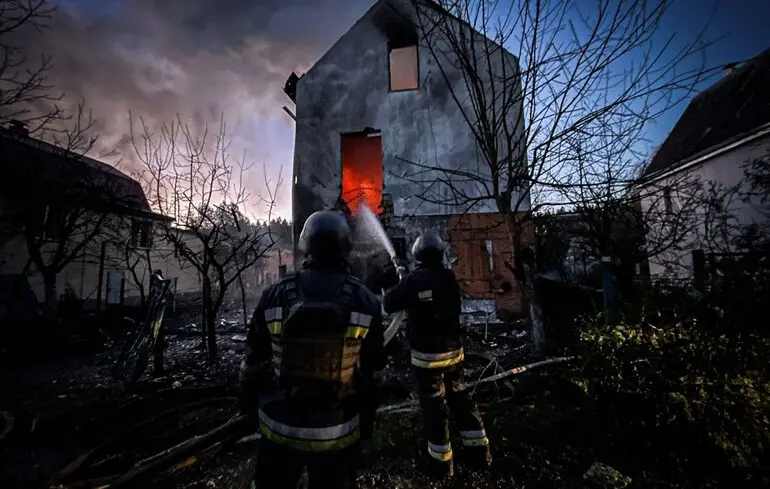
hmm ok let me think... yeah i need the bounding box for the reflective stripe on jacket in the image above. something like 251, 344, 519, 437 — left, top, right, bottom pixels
265, 306, 373, 379
258, 409, 360, 452
411, 348, 464, 369
238, 265, 387, 453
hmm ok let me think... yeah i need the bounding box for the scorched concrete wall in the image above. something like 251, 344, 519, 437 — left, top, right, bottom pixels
291, 0, 529, 267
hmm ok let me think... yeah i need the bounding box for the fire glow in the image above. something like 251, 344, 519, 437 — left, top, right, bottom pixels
341, 134, 383, 214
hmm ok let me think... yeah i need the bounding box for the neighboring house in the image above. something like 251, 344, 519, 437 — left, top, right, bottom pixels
258, 248, 294, 285
217, 246, 294, 307
637, 47, 770, 280
286, 0, 531, 316
0, 123, 202, 320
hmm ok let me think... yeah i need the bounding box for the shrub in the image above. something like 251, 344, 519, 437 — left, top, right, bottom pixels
573, 284, 770, 484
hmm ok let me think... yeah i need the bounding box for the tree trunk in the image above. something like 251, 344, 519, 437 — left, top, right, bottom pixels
237, 271, 249, 330
518, 248, 547, 355
42, 271, 58, 321
233, 255, 249, 329
205, 307, 217, 364
200, 276, 210, 347
200, 273, 218, 363
503, 212, 547, 356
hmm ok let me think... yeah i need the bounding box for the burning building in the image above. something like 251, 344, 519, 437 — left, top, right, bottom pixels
286, 0, 531, 318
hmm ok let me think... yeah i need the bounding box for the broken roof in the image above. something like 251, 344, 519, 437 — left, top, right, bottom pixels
644, 47, 770, 178
0, 128, 161, 219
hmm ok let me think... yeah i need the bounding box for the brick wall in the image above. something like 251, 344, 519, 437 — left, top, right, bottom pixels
447, 213, 533, 318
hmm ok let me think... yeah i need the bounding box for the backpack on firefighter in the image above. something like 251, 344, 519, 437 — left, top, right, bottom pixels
271, 274, 368, 401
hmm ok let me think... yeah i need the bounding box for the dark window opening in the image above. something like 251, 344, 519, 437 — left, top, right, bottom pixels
131, 219, 152, 248
389, 42, 419, 91
663, 188, 673, 214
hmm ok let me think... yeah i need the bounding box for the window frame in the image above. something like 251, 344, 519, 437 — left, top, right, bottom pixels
387, 41, 420, 93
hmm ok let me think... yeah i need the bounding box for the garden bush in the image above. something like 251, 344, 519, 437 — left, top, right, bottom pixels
572, 280, 770, 486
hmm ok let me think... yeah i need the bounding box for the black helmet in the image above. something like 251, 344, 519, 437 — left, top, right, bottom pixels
412, 231, 445, 264
298, 210, 352, 262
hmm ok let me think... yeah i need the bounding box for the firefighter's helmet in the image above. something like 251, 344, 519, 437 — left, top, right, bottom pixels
412, 232, 445, 264
298, 210, 352, 262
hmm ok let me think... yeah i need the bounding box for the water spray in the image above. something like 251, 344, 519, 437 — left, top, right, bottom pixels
358, 203, 398, 267
356, 203, 406, 344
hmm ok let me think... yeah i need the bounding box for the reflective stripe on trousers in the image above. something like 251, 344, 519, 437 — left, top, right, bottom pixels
460, 429, 490, 446
411, 348, 464, 369
428, 441, 453, 462
258, 410, 360, 452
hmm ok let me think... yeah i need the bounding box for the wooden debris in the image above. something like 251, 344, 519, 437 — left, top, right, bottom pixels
51, 397, 237, 486
234, 432, 261, 444
376, 356, 576, 416
53, 356, 575, 488
471, 356, 575, 385
0, 411, 14, 441
51, 474, 121, 489
101, 414, 247, 488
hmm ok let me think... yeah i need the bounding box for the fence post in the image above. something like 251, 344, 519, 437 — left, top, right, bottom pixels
601, 256, 615, 310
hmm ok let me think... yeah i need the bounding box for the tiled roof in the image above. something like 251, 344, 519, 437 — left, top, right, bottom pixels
645, 47, 770, 176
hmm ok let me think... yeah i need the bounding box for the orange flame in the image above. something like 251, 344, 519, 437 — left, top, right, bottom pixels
341, 135, 383, 215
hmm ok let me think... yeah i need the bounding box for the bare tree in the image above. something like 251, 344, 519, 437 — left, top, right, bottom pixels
396, 0, 718, 353
121, 238, 156, 308
131, 115, 281, 363
0, 0, 66, 128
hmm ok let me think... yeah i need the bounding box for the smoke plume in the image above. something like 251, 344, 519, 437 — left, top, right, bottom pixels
14, 0, 373, 218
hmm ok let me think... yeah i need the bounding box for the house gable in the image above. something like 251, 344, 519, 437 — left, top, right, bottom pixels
644, 47, 770, 179
291, 0, 527, 223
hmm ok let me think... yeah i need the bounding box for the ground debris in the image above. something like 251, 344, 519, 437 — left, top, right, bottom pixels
582, 463, 632, 489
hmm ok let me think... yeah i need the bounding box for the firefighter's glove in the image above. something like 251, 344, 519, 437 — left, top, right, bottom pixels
396, 265, 408, 281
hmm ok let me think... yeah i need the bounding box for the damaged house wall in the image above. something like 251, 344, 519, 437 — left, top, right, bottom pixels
290, 0, 530, 315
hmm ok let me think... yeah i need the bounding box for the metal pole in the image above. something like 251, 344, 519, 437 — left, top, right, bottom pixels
601, 256, 615, 310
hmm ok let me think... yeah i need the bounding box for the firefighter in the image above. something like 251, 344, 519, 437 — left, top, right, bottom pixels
239, 210, 387, 489
383, 232, 492, 478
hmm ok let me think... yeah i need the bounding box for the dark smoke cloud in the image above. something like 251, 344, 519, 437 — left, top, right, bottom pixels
16, 0, 373, 218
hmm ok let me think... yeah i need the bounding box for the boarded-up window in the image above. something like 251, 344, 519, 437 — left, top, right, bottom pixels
389, 44, 418, 91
